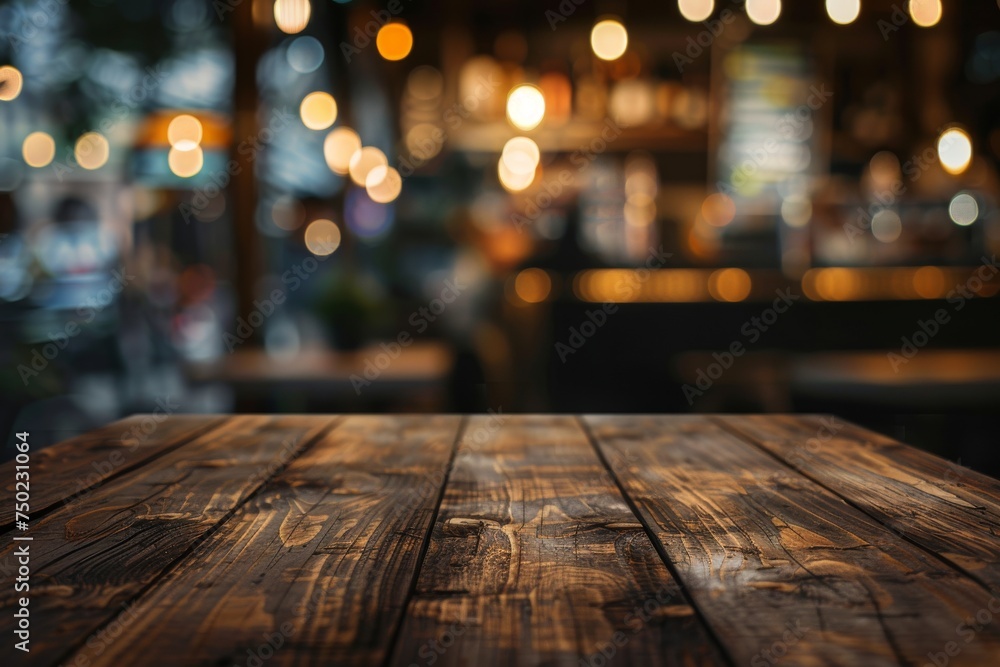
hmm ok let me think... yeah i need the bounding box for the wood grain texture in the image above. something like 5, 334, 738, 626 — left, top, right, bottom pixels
61, 415, 463, 667
0, 415, 338, 667
387, 415, 727, 667
1, 414, 228, 524
715, 415, 1000, 590
584, 415, 1000, 667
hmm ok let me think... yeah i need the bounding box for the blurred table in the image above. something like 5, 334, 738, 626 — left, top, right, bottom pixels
4, 414, 1000, 666
183, 341, 454, 410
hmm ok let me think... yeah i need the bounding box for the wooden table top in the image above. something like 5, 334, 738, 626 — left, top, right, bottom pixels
3, 414, 1000, 666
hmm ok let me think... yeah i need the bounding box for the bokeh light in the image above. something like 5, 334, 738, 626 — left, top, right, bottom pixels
909, 0, 942, 28
949, 193, 979, 226
348, 146, 388, 186
365, 165, 402, 204
938, 127, 973, 175
514, 268, 552, 303
678, 0, 714, 22
871, 209, 902, 243
304, 218, 342, 256
74, 133, 110, 170
506, 84, 546, 131
376, 23, 413, 61
501, 137, 541, 175
709, 268, 752, 302
826, 0, 860, 25
0, 65, 23, 101
324, 127, 362, 175
498, 158, 535, 192
300, 91, 338, 130
168, 145, 205, 178
274, 0, 311, 34
22, 132, 55, 168
590, 20, 628, 61
167, 114, 203, 150
701, 193, 736, 227
746, 0, 781, 25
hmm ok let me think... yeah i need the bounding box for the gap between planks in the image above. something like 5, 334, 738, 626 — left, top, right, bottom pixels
711, 414, 1000, 598
575, 415, 739, 667
50, 416, 345, 667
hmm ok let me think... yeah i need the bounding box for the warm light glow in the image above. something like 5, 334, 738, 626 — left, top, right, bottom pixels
0, 65, 23, 101
22, 132, 55, 168
74, 133, 110, 170
167, 114, 203, 150
501, 137, 540, 175
168, 145, 204, 178
709, 268, 752, 302
909, 0, 942, 28
949, 193, 979, 226
376, 23, 413, 61
826, 0, 860, 24
913, 266, 946, 298
590, 20, 628, 61
323, 127, 361, 175
871, 209, 902, 243
746, 0, 781, 25
514, 268, 552, 303
678, 0, 714, 22
498, 158, 535, 193
701, 193, 736, 227
304, 219, 341, 256
506, 84, 546, 131
365, 165, 402, 203
938, 128, 973, 175
299, 92, 337, 131
348, 146, 388, 186
273, 0, 311, 34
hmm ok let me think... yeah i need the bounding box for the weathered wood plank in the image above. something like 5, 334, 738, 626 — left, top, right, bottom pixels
59, 415, 463, 667
1, 414, 228, 524
388, 415, 728, 667
585, 415, 1000, 667
715, 414, 1000, 589
0, 415, 338, 666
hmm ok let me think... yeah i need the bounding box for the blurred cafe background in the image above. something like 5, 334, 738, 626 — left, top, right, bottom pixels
1, 0, 999, 472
